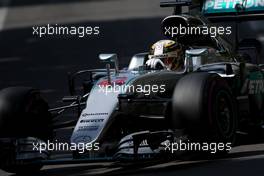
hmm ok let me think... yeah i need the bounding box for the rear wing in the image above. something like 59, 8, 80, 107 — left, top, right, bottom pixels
160, 0, 194, 14
203, 0, 264, 15
160, 0, 192, 7
202, 0, 264, 22
160, 0, 264, 21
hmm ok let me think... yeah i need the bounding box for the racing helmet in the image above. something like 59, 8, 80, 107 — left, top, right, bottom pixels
148, 40, 183, 70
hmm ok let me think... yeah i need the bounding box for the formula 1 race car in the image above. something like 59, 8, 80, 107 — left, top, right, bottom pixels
0, 0, 264, 174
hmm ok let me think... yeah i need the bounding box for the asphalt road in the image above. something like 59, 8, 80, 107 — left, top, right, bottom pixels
0, 144, 264, 176
0, 0, 264, 176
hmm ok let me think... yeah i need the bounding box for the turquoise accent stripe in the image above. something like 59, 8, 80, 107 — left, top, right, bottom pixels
203, 0, 264, 14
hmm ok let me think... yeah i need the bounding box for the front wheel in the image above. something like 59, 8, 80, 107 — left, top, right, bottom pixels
0, 87, 53, 174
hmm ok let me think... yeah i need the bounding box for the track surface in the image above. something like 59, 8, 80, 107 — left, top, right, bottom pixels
0, 0, 264, 175
0, 144, 264, 176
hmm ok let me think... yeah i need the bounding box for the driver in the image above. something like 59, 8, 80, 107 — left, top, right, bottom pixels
146, 40, 184, 71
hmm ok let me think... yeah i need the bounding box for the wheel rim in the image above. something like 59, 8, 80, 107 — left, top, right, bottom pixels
215, 91, 234, 138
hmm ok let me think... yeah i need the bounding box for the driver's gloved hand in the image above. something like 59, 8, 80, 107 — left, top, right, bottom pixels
146, 59, 165, 70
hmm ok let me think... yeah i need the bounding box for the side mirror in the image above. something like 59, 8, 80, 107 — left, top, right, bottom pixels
259, 64, 264, 71
99, 53, 119, 84
185, 48, 208, 72
217, 49, 228, 55
128, 53, 148, 70
236, 53, 252, 63
99, 53, 116, 62
99, 53, 119, 74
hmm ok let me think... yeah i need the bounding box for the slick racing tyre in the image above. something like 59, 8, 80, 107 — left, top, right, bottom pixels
0, 87, 53, 174
172, 73, 237, 155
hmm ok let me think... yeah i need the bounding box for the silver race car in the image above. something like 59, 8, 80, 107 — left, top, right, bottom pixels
0, 0, 264, 174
